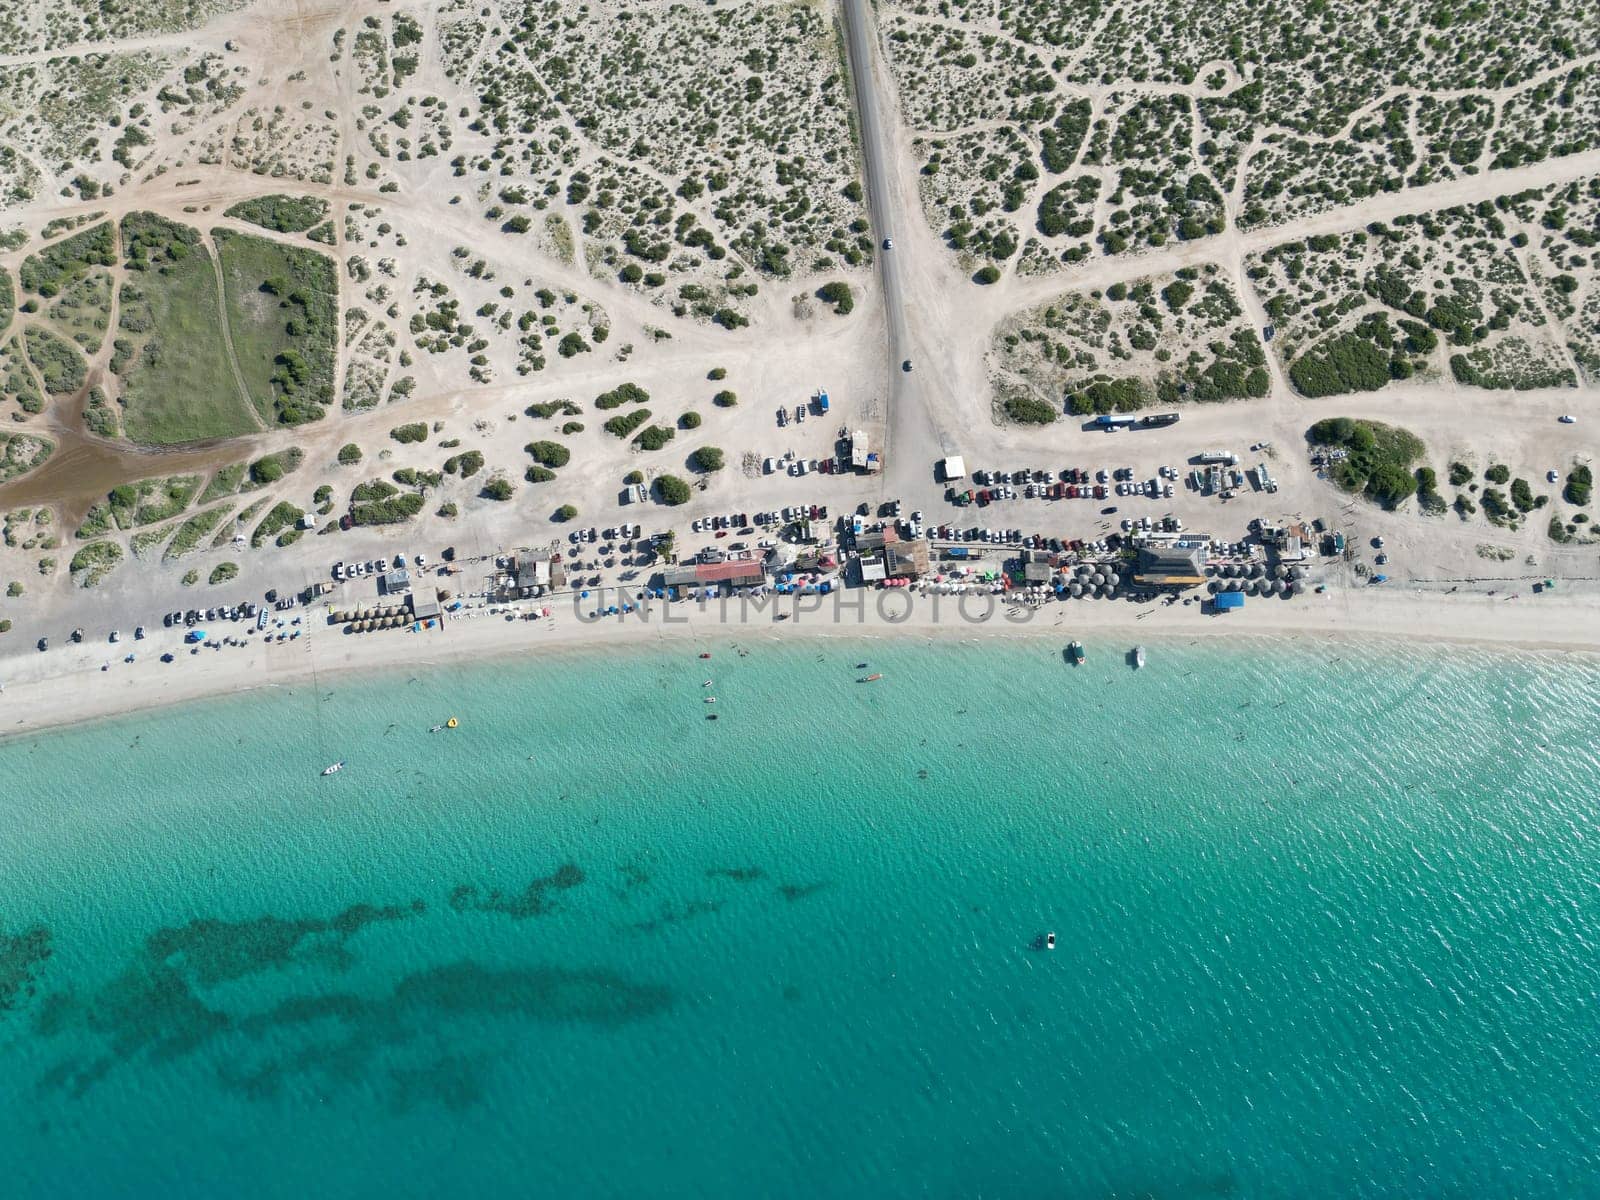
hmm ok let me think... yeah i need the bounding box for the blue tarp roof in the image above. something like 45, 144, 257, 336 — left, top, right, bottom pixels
1214, 592, 1245, 610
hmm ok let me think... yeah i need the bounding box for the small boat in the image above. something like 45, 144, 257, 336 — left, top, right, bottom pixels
1066, 641, 1085, 665
704, 696, 717, 704
1132, 645, 1146, 670
1046, 932, 1056, 950
706, 713, 718, 721
860, 673, 882, 682
446, 717, 459, 729
321, 761, 344, 777
699, 652, 711, 659
429, 724, 443, 733
702, 679, 713, 687
855, 662, 869, 669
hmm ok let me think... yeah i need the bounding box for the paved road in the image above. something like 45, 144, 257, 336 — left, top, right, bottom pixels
839, 0, 952, 505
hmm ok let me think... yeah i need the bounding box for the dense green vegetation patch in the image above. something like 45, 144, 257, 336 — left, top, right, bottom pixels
215, 229, 337, 427
23, 328, 86, 394
0, 432, 51, 484
19, 222, 114, 298
1308, 417, 1426, 508
117, 213, 258, 444
224, 195, 331, 234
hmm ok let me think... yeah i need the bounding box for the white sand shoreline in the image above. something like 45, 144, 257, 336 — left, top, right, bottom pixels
2, 584, 1597, 742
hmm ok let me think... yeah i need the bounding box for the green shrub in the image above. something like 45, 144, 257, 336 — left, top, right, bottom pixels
338, 442, 362, 464
251, 456, 285, 485
554, 504, 578, 521
1005, 395, 1057, 424
691, 446, 725, 472
634, 425, 675, 451
623, 470, 644, 485
1481, 487, 1513, 524
1484, 463, 1509, 484
209, 561, 239, 585
350, 493, 424, 525
655, 474, 691, 505
605, 408, 652, 438
444, 450, 485, 477
481, 477, 514, 501
679, 411, 702, 430
817, 280, 854, 313
712, 390, 737, 407
594, 382, 649, 409
525, 440, 570, 468
973, 265, 1001, 285
1065, 376, 1146, 414
1448, 461, 1472, 486
1564, 465, 1592, 506
390, 422, 429, 444
707, 367, 727, 380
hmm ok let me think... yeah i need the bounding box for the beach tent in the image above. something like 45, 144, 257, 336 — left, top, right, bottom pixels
1213, 592, 1244, 612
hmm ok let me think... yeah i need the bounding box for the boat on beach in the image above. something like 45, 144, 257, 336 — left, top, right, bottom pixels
1131, 645, 1146, 670
1066, 642, 1085, 665
321, 761, 344, 777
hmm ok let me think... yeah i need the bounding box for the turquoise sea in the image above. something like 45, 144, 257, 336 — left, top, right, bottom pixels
2, 635, 1598, 1198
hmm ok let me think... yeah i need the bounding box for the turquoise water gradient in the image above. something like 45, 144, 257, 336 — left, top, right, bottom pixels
2, 637, 1598, 1197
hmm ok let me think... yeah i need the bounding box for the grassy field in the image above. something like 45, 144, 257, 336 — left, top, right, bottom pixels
215, 230, 337, 427
117, 213, 258, 445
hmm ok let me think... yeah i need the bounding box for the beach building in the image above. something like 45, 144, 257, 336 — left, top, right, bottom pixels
1132, 544, 1207, 588
855, 525, 899, 554
857, 557, 888, 583
661, 559, 768, 591
1022, 550, 1055, 584
849, 430, 881, 473
381, 568, 410, 595
884, 538, 930, 578
409, 591, 442, 622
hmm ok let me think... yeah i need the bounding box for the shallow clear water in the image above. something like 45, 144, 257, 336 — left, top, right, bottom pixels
2, 636, 1598, 1197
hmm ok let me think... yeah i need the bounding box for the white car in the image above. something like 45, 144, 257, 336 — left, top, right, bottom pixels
1548, 470, 1560, 483
332, 562, 344, 580
415, 553, 427, 570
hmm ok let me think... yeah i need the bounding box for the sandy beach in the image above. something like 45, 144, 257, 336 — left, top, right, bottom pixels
2, 580, 1595, 741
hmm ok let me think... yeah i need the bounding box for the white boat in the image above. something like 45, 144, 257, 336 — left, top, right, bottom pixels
702, 679, 713, 687
704, 696, 717, 704
321, 761, 344, 776
1046, 932, 1056, 950
1132, 645, 1146, 669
